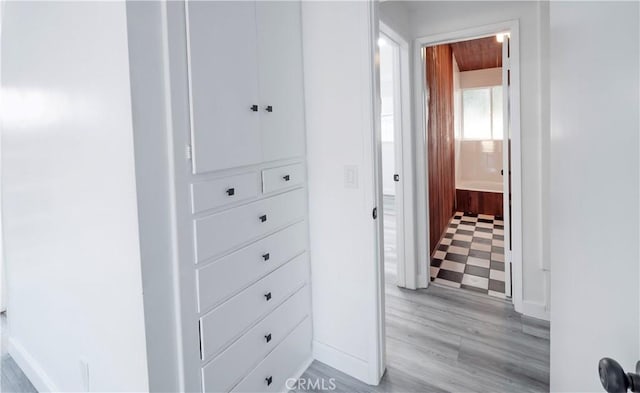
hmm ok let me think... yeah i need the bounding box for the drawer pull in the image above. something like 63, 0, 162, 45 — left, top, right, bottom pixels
265, 333, 272, 343
226, 188, 235, 196
264, 292, 272, 301
259, 214, 267, 223
265, 105, 273, 113
282, 175, 290, 182
262, 253, 270, 261
250, 105, 258, 112
265, 376, 273, 386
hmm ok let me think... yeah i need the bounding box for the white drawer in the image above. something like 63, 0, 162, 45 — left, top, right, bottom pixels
231, 317, 312, 393
191, 172, 260, 214
199, 253, 308, 359
202, 286, 310, 392
194, 188, 306, 263
261, 163, 305, 194
197, 221, 307, 312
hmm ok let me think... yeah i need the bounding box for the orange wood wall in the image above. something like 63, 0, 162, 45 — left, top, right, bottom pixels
426, 45, 456, 254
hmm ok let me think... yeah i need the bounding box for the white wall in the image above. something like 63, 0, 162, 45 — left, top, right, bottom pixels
1, 2, 149, 391
549, 2, 639, 391
403, 1, 550, 318
379, 1, 411, 43
302, 1, 383, 385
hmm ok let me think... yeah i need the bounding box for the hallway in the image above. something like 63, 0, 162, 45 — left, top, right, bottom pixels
299, 196, 550, 392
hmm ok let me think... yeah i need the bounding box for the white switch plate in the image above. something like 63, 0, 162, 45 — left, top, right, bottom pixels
344, 165, 359, 188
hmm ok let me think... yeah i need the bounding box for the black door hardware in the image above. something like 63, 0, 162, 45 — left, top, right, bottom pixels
265, 376, 273, 386
372, 207, 377, 220
283, 175, 290, 182
264, 292, 272, 301
265, 105, 273, 112
226, 188, 235, 196
262, 253, 270, 261
599, 357, 640, 392
251, 105, 258, 112
265, 333, 272, 343
259, 214, 267, 223
394, 174, 400, 182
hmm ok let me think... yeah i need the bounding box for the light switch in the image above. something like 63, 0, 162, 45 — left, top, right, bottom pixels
344, 165, 359, 188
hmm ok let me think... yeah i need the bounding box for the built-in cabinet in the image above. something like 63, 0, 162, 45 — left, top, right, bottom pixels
187, 1, 305, 174
174, 1, 312, 391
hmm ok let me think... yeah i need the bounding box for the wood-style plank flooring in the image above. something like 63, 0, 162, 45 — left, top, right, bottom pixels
297, 196, 550, 393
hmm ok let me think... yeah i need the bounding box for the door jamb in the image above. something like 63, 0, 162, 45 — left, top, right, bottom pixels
412, 20, 524, 311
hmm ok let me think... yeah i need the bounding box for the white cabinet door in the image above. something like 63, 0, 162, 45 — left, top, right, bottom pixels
256, 1, 306, 162
187, 1, 262, 174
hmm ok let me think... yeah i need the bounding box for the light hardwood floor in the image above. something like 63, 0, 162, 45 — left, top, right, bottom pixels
297, 196, 550, 393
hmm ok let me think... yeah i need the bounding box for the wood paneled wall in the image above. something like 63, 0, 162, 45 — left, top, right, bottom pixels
426, 45, 456, 254
456, 189, 504, 217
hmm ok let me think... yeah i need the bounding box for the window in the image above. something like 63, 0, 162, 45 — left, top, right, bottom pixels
461, 86, 503, 140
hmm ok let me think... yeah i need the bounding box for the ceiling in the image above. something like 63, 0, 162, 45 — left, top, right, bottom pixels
450, 36, 502, 72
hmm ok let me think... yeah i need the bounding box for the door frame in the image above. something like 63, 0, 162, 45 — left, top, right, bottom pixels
412, 20, 524, 311
378, 22, 416, 289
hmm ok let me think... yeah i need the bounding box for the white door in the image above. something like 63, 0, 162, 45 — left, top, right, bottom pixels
502, 35, 512, 298
379, 33, 406, 286
256, 1, 306, 163
186, 1, 262, 174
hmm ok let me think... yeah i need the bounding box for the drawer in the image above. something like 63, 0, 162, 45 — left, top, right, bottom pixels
202, 286, 310, 392
261, 163, 305, 194
231, 317, 312, 393
199, 253, 308, 359
197, 221, 307, 312
191, 172, 260, 214
194, 188, 306, 263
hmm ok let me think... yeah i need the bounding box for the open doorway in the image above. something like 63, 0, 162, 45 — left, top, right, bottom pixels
413, 21, 523, 308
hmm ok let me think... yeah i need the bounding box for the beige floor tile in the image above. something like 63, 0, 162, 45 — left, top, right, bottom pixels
490, 270, 505, 281
461, 275, 489, 289
447, 245, 469, 256
467, 257, 490, 268
492, 252, 505, 262
453, 233, 472, 242
471, 243, 491, 252
441, 260, 465, 273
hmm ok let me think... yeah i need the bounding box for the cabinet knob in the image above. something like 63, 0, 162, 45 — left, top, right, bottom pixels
262, 253, 270, 261
226, 188, 235, 196
250, 105, 258, 112
265, 105, 273, 113
259, 214, 267, 223
264, 292, 272, 301
265, 333, 272, 343
282, 175, 290, 182
265, 376, 273, 386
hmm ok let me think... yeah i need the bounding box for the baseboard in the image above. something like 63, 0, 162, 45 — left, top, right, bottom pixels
522, 300, 550, 321
312, 340, 376, 385
8, 337, 59, 392
283, 356, 314, 390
